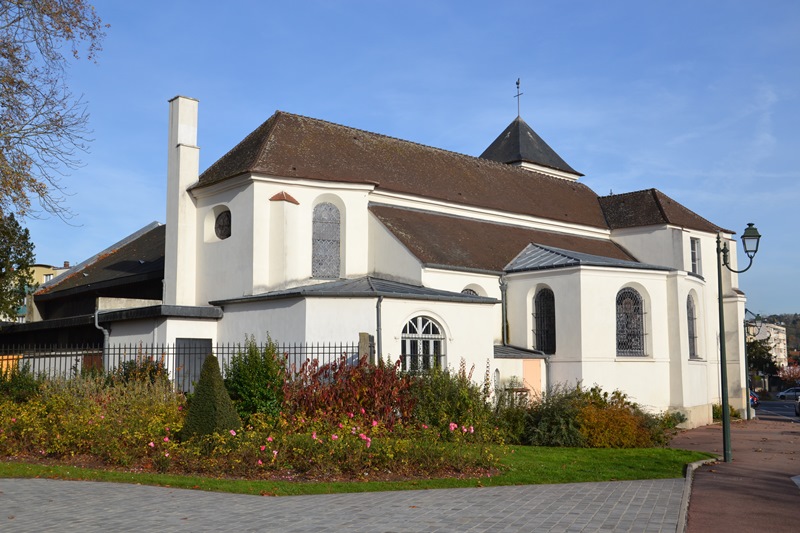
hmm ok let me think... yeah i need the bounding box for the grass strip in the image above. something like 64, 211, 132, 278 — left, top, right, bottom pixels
0, 446, 712, 496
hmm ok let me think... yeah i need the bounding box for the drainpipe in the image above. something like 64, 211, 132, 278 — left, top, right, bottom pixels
376, 296, 383, 363
94, 308, 110, 356
499, 277, 509, 345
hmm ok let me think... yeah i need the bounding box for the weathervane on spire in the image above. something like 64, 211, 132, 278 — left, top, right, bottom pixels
514, 78, 523, 117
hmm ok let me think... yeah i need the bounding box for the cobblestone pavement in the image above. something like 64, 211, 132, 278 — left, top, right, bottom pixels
0, 477, 685, 532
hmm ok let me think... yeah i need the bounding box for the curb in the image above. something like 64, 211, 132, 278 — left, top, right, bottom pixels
676, 458, 718, 533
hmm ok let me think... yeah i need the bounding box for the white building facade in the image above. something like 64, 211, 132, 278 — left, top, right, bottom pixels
43, 96, 752, 428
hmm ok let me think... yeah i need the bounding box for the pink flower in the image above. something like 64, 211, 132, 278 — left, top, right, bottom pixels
366, 437, 372, 448
164, 452, 169, 457
229, 430, 236, 436
462, 426, 467, 433
422, 424, 428, 429
449, 422, 458, 431
100, 415, 104, 419
372, 420, 378, 427
267, 436, 273, 442
348, 412, 354, 418
359, 433, 367, 440
338, 423, 344, 429
312, 431, 317, 440
351, 427, 357, 434
273, 450, 278, 458
178, 405, 183, 411
164, 436, 169, 442
469, 426, 474, 434
148, 442, 155, 448
360, 408, 366, 414
260, 445, 266, 451
331, 434, 339, 440
10, 418, 15, 423
257, 459, 263, 465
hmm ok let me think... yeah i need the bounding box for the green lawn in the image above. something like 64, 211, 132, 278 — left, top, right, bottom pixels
0, 446, 712, 496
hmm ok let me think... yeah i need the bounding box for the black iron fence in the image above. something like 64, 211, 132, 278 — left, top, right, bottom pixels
0, 341, 367, 392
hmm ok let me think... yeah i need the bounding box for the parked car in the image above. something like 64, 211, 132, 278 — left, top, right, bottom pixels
795, 397, 800, 417
750, 391, 759, 408
778, 387, 800, 400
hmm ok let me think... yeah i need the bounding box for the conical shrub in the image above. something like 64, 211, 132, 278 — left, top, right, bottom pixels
181, 354, 242, 440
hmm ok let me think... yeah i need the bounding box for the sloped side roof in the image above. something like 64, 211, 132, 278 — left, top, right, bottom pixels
370, 205, 634, 273
35, 223, 166, 297
599, 189, 725, 233
505, 243, 671, 273
479, 116, 582, 176
195, 112, 608, 229
210, 276, 498, 305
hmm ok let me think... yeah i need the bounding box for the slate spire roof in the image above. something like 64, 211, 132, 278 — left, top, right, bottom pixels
479, 116, 582, 176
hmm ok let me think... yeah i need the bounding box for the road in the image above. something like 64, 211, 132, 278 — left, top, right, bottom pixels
753, 399, 799, 422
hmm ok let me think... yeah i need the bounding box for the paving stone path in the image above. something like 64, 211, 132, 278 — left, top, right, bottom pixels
0, 477, 684, 532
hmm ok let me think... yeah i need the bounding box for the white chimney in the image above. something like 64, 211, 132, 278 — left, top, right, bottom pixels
163, 96, 200, 306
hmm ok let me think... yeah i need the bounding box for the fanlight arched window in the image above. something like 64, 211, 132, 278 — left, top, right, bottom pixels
400, 316, 445, 371
616, 288, 645, 356
687, 294, 699, 359
533, 288, 556, 354
312, 202, 341, 279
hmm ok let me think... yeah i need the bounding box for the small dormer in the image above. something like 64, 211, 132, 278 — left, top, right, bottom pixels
480, 116, 583, 181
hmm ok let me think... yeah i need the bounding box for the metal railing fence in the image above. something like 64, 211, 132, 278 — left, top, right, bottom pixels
0, 341, 365, 392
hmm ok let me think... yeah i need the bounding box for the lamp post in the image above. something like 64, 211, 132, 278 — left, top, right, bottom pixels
743, 309, 764, 420
717, 223, 762, 463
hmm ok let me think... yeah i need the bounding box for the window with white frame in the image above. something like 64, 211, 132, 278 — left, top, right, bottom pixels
312, 202, 341, 279
690, 238, 701, 275
616, 287, 646, 356
400, 316, 445, 371
533, 288, 556, 354
687, 294, 699, 359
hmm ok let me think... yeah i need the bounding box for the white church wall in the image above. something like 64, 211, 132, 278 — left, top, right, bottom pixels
378, 300, 498, 378
303, 298, 376, 343
369, 214, 423, 285
611, 226, 683, 270
216, 298, 307, 344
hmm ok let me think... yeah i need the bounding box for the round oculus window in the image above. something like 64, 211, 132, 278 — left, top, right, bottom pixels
214, 210, 231, 240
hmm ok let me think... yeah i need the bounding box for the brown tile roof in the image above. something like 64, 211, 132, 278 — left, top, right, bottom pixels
369, 205, 634, 272
195, 112, 609, 229
35, 224, 165, 297
599, 189, 726, 234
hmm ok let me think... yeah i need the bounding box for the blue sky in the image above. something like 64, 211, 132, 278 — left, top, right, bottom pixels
25, 1, 799, 314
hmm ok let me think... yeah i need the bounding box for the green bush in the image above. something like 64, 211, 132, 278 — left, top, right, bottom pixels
181, 355, 241, 442
408, 359, 495, 441
524, 384, 586, 447
0, 363, 43, 402
0, 376, 183, 465
493, 380, 530, 445
712, 403, 740, 421
224, 336, 285, 422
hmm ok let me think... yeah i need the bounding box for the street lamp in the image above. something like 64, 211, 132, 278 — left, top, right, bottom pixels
717, 223, 762, 463
744, 309, 764, 420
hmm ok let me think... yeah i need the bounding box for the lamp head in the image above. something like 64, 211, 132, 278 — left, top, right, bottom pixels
741, 223, 761, 259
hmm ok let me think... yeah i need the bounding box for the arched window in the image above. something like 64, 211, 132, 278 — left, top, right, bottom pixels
533, 288, 556, 354
687, 294, 699, 359
461, 288, 478, 296
400, 316, 445, 371
312, 202, 341, 279
616, 288, 645, 356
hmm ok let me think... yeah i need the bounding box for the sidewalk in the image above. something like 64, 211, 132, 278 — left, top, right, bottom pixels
669, 416, 800, 531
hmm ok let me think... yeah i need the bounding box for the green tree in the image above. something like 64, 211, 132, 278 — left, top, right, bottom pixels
0, 213, 35, 319
747, 338, 778, 375
0, 1, 106, 217
181, 355, 242, 441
